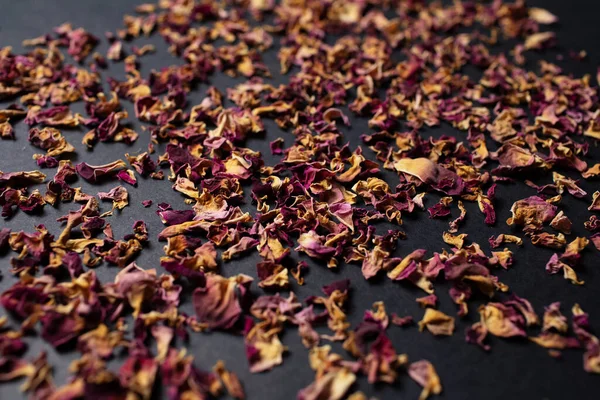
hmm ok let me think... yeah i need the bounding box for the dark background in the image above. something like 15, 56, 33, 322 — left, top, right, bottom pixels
0, 0, 599, 399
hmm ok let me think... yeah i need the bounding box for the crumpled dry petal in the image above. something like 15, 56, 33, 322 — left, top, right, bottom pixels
193, 274, 253, 330
408, 360, 443, 400
418, 309, 455, 336
394, 158, 465, 195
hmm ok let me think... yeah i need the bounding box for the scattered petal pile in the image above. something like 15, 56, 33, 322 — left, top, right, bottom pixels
0, 0, 599, 399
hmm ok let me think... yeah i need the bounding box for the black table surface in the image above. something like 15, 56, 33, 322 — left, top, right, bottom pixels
0, 0, 599, 399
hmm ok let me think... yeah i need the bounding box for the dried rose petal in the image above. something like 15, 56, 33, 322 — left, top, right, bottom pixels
192, 274, 253, 330
418, 309, 455, 336
76, 160, 127, 183
394, 158, 465, 195
408, 360, 443, 400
